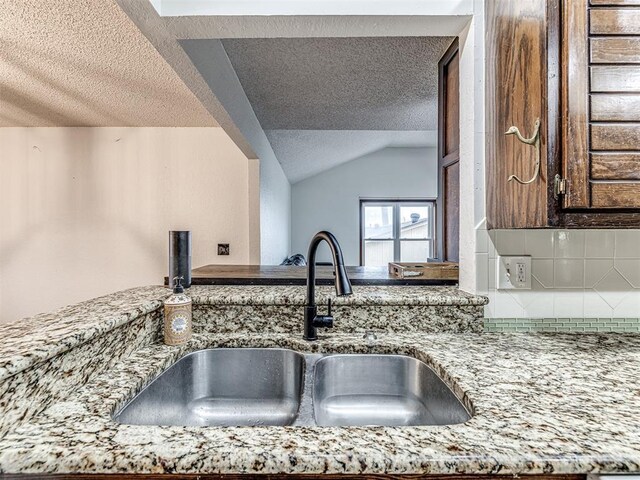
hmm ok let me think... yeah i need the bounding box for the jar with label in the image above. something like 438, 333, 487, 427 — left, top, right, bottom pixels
163, 276, 192, 345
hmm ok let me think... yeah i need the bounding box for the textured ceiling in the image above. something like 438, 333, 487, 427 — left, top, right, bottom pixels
221, 36, 453, 130
266, 130, 437, 183
0, 0, 216, 127
219, 36, 452, 181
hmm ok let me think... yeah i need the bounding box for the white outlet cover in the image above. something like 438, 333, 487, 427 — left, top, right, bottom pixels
497, 255, 532, 290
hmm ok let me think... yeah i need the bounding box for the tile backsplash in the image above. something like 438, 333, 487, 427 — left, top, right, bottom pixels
476, 223, 640, 319
485, 318, 640, 333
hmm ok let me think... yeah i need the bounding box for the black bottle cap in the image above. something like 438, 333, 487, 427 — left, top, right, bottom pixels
173, 276, 185, 294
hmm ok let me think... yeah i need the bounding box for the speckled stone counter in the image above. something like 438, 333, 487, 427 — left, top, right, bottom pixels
7, 286, 639, 476
1, 332, 640, 475
0, 285, 486, 382
0, 285, 486, 438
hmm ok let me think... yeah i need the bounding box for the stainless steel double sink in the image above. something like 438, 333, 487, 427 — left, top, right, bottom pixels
114, 348, 471, 427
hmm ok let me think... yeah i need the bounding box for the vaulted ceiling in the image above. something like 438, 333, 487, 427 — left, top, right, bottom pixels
221, 36, 453, 182
2, 1, 455, 183
222, 37, 450, 131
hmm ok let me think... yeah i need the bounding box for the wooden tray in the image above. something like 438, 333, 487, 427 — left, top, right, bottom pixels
388, 262, 459, 280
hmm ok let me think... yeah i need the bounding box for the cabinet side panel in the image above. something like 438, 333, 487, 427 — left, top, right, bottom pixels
485, 0, 548, 228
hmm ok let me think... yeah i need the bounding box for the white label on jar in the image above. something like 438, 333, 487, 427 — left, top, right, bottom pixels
171, 314, 188, 334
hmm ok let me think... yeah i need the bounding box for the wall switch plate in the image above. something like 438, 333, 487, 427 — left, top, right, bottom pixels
497, 255, 532, 289
217, 243, 230, 255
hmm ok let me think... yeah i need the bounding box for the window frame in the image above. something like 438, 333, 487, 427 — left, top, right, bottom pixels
359, 198, 437, 267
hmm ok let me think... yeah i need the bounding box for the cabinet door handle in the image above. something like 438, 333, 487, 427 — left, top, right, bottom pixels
505, 118, 541, 185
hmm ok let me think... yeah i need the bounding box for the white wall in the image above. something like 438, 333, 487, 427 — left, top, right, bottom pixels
455, 1, 485, 293
0, 127, 258, 323
179, 39, 291, 265
291, 147, 438, 265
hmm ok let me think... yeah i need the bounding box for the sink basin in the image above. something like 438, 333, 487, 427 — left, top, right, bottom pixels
114, 348, 305, 427
312, 354, 471, 426
114, 349, 470, 428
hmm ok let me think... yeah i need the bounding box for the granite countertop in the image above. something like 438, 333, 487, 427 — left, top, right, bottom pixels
1, 331, 640, 475
185, 284, 486, 306
0, 285, 487, 382
2, 285, 638, 476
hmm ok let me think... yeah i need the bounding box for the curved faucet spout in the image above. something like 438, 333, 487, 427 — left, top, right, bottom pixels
304, 231, 353, 341
306, 231, 352, 304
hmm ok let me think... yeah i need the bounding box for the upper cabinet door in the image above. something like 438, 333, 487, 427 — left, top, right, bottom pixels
485, 0, 550, 228
563, 0, 640, 209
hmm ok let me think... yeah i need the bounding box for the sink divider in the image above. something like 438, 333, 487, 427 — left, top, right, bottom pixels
291, 353, 324, 426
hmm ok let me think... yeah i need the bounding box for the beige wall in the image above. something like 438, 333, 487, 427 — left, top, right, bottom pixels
0, 127, 259, 323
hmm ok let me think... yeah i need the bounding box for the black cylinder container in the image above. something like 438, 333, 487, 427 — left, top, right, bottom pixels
169, 231, 192, 288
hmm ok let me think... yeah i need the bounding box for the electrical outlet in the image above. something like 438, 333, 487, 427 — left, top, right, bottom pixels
217, 243, 230, 256
516, 262, 526, 284
497, 255, 531, 290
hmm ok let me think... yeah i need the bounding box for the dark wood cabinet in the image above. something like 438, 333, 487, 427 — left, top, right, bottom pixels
564, 0, 640, 210
486, 0, 551, 229
486, 0, 640, 228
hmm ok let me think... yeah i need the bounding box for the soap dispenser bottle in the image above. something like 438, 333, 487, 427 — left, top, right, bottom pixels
163, 276, 192, 345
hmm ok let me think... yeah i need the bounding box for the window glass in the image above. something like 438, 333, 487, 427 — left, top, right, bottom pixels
400, 240, 431, 262
363, 240, 394, 266
363, 205, 393, 239
399, 206, 430, 239
361, 200, 435, 266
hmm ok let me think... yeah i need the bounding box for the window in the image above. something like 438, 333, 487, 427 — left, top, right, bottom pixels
360, 200, 436, 266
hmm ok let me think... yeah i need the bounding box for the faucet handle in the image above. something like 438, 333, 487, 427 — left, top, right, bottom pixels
312, 299, 334, 329
313, 315, 333, 329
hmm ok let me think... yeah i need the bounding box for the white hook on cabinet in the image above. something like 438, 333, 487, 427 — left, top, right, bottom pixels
505, 118, 541, 185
